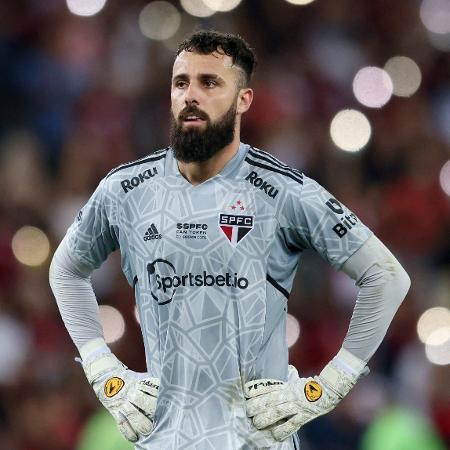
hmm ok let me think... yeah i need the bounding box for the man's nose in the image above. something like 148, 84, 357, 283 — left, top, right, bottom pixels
184, 84, 200, 105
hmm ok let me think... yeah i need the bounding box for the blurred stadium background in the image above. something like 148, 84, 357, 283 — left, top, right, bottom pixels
0, 0, 449, 449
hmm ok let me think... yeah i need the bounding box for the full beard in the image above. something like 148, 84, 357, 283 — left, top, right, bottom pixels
170, 100, 237, 163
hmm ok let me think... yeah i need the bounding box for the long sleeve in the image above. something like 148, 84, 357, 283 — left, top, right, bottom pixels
280, 173, 409, 364
49, 175, 121, 351
49, 236, 104, 350
340, 234, 411, 362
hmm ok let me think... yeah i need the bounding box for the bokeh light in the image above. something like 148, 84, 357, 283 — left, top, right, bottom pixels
439, 160, 450, 196
202, 0, 242, 12
284, 0, 316, 4
353, 66, 393, 108
417, 307, 450, 343
420, 0, 450, 34
384, 56, 422, 97
163, 14, 199, 52
330, 109, 372, 152
426, 327, 450, 346
11, 226, 50, 267
139, 2, 181, 41
425, 330, 450, 365
66, 0, 107, 17
286, 314, 301, 348
180, 0, 215, 17
99, 305, 126, 344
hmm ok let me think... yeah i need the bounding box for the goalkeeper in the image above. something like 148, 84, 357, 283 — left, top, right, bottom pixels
49, 30, 410, 449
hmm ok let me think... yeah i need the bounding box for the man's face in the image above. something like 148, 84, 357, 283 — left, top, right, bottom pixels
170, 50, 243, 162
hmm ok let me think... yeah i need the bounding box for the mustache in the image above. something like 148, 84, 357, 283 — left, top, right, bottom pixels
178, 106, 209, 121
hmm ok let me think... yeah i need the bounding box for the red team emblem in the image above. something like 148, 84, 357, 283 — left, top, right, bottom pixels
219, 200, 254, 246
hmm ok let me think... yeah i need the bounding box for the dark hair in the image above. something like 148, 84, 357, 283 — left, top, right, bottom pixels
176, 30, 257, 87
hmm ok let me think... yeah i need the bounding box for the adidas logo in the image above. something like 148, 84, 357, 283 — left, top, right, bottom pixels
143, 224, 162, 241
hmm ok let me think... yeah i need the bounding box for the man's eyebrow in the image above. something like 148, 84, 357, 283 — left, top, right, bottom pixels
198, 73, 223, 80
172, 73, 189, 83
172, 73, 225, 83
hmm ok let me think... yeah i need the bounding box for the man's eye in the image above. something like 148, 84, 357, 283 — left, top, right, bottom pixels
204, 80, 217, 88
175, 81, 187, 88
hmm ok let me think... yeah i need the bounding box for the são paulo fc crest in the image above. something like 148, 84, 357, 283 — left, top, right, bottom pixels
219, 200, 254, 246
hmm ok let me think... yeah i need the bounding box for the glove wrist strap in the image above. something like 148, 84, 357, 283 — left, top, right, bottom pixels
79, 338, 127, 384
333, 348, 366, 377
85, 353, 126, 383
319, 348, 368, 398
79, 337, 111, 362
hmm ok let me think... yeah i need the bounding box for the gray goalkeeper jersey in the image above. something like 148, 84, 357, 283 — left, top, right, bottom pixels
66, 143, 372, 450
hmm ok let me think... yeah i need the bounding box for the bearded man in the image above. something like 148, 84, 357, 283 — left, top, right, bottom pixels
50, 30, 410, 450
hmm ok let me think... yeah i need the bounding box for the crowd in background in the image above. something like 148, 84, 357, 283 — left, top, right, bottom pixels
0, 1, 449, 449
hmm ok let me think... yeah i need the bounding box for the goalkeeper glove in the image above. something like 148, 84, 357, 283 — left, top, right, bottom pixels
244, 348, 367, 442
79, 338, 159, 442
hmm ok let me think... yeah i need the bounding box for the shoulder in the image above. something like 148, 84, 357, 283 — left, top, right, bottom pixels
244, 146, 304, 186
103, 147, 169, 194
242, 146, 305, 199
241, 145, 334, 217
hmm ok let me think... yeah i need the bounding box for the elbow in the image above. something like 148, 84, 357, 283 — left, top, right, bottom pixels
397, 264, 411, 301
386, 260, 410, 307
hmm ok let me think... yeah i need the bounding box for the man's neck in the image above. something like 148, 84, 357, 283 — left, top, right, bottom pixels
177, 136, 241, 186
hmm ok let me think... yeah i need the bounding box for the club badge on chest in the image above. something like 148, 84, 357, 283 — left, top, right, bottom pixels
219, 199, 255, 247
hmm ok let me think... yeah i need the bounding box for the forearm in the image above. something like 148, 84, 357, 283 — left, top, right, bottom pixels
49, 236, 104, 351
245, 236, 410, 441
341, 235, 411, 362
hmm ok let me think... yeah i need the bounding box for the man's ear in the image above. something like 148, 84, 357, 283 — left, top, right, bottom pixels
236, 88, 253, 115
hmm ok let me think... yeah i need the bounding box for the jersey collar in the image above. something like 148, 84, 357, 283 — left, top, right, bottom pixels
165, 142, 248, 181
